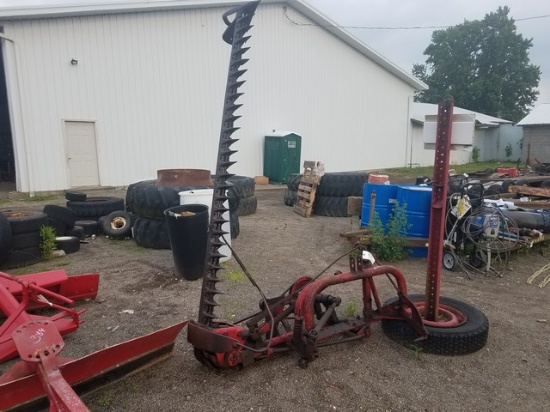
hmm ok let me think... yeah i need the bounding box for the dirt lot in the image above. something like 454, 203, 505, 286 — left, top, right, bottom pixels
1, 187, 549, 412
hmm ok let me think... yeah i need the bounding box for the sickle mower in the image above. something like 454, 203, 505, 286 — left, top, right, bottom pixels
188, 1, 488, 369
1, 1, 488, 410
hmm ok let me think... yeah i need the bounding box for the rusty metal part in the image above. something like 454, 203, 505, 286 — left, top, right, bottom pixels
189, 248, 426, 368
197, 1, 260, 328
424, 98, 454, 321
156, 169, 213, 186
0, 321, 187, 411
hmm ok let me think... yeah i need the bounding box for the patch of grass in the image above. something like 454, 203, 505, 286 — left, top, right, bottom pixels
372, 161, 518, 180
39, 225, 57, 260
408, 344, 424, 360
225, 270, 246, 282
344, 299, 358, 318
21, 194, 60, 202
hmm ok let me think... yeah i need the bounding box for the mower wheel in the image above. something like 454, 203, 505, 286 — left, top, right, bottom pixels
442, 251, 457, 271
102, 211, 133, 239
382, 294, 489, 356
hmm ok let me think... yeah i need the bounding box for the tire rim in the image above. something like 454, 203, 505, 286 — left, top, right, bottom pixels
110, 217, 127, 229
406, 301, 468, 328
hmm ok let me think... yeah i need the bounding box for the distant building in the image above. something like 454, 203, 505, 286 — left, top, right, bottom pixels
0, 0, 426, 193
409, 102, 521, 167
517, 103, 550, 166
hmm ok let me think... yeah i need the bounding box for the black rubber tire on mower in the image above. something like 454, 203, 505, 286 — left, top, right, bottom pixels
381, 294, 489, 356
227, 175, 255, 198
2, 247, 42, 269
102, 211, 133, 239
132, 217, 171, 249
67, 197, 125, 219
125, 180, 213, 220
4, 211, 48, 234
230, 211, 239, 239
12, 231, 41, 250
66, 225, 85, 240
46, 217, 67, 237
55, 236, 81, 254
65, 191, 87, 202
313, 195, 349, 217
286, 174, 303, 191
0, 212, 13, 265
236, 196, 257, 216
43, 205, 76, 228
75, 220, 99, 237
284, 189, 297, 206
317, 172, 369, 197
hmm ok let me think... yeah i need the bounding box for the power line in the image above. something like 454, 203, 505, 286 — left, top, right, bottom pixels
283, 7, 550, 31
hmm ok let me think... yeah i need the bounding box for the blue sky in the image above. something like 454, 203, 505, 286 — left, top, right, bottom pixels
1, 0, 548, 110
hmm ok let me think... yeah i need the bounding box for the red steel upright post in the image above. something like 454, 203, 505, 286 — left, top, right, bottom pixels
424, 98, 454, 321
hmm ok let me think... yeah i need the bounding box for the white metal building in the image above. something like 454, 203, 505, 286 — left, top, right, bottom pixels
0, 0, 426, 193
409, 102, 521, 167
517, 103, 550, 165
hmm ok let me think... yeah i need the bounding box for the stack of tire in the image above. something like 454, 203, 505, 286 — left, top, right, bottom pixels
228, 176, 257, 217
0, 210, 46, 269
125, 177, 253, 249
42, 205, 82, 255
283, 171, 370, 217
65, 191, 131, 239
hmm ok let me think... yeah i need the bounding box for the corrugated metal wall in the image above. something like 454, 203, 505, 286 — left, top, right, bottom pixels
2, 3, 416, 192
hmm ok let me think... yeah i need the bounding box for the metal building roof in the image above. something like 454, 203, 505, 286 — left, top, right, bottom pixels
0, 0, 428, 91
517, 103, 550, 126
410, 102, 513, 127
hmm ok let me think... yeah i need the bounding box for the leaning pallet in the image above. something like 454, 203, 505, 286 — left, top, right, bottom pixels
293, 161, 324, 218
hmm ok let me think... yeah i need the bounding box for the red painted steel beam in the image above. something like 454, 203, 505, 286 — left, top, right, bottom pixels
0, 321, 187, 411
294, 265, 409, 330
425, 98, 454, 321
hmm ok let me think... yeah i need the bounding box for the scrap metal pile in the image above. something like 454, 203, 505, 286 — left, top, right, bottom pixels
442, 173, 550, 278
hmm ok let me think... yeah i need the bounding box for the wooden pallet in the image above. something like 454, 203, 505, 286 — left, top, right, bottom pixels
293, 161, 323, 218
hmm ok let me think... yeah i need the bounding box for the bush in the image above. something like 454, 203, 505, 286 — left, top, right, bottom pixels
368, 202, 410, 262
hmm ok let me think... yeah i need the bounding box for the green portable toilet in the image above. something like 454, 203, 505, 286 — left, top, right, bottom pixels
263, 132, 301, 183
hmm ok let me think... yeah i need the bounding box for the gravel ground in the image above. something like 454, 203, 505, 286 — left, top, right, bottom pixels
1, 187, 549, 412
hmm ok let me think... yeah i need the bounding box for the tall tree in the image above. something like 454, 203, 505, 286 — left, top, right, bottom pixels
413, 7, 540, 122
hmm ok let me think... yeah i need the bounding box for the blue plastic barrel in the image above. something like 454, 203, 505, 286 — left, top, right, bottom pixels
397, 185, 432, 257
361, 183, 398, 228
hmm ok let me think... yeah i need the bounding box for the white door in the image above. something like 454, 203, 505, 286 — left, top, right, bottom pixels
65, 121, 100, 187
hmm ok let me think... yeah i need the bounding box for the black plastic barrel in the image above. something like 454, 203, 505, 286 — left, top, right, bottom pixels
164, 204, 209, 280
